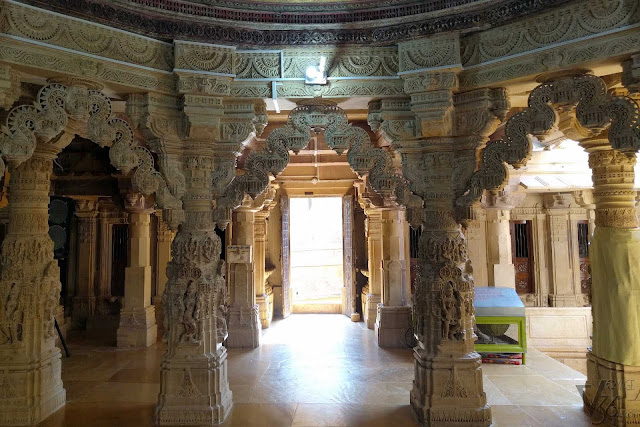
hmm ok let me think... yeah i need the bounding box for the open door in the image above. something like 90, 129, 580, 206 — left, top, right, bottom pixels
281, 194, 292, 318
342, 195, 355, 317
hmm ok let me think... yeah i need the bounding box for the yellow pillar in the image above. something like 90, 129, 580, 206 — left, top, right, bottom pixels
582, 135, 640, 425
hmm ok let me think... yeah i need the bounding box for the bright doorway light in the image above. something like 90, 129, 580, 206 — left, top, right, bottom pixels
289, 197, 343, 310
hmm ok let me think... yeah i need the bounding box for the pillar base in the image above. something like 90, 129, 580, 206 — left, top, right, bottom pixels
72, 295, 96, 329
411, 348, 491, 427
154, 348, 233, 426
117, 305, 158, 348
362, 292, 381, 330
375, 304, 412, 348
256, 291, 274, 329
584, 352, 640, 426
0, 348, 66, 426
227, 305, 261, 348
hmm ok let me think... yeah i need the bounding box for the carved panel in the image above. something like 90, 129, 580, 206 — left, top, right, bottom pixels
461, 0, 640, 67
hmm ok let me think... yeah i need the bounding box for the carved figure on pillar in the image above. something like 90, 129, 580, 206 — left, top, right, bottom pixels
0, 77, 179, 425
370, 40, 509, 422
125, 55, 265, 424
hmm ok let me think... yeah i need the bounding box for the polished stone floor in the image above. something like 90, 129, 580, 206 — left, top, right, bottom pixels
41, 314, 592, 426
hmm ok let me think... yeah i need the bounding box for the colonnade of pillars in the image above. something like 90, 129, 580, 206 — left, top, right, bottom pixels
0, 61, 639, 427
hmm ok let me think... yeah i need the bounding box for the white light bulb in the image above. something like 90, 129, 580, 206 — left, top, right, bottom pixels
306, 66, 318, 79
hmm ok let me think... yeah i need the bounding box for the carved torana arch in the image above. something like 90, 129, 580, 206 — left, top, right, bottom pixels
0, 80, 184, 225
213, 100, 422, 227
457, 73, 640, 210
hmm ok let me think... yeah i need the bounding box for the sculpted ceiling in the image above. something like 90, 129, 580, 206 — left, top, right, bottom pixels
15, 0, 572, 46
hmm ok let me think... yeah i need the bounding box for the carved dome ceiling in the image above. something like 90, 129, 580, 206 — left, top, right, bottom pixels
18, 0, 572, 46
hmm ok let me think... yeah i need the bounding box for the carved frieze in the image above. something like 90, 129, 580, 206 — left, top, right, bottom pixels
0, 1, 173, 71
174, 41, 234, 75
461, 0, 639, 67
399, 34, 460, 73
16, 0, 571, 47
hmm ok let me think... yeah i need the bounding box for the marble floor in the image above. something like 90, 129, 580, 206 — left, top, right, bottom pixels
41, 314, 592, 426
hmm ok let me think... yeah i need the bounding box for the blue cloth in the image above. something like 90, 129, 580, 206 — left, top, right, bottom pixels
474, 286, 525, 317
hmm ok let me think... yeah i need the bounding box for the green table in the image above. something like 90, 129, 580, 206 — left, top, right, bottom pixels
475, 315, 527, 364
473, 287, 527, 364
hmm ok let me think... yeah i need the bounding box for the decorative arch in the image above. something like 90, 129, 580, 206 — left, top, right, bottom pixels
457, 73, 640, 209
213, 100, 422, 227
0, 80, 184, 224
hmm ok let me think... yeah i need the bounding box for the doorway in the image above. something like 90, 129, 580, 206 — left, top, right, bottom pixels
289, 197, 344, 313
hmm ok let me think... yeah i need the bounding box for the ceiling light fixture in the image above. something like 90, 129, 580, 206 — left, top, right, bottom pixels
305, 56, 327, 85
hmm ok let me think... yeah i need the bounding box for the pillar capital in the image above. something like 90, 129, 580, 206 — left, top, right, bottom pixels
579, 135, 638, 228
72, 197, 99, 217
123, 191, 155, 215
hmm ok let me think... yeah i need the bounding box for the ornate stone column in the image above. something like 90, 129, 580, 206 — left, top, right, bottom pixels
482, 188, 523, 289
543, 193, 579, 307
142, 40, 262, 421
255, 188, 277, 329
227, 198, 259, 348
0, 148, 69, 424
464, 207, 488, 288
94, 203, 127, 317
71, 198, 98, 328
116, 193, 158, 348
375, 206, 412, 348
359, 200, 383, 330
154, 210, 174, 338
370, 35, 508, 422
581, 133, 640, 425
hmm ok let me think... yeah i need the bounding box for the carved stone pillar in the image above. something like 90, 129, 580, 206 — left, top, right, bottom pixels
116, 194, 158, 348
96, 207, 112, 315
255, 191, 277, 329
71, 198, 98, 328
464, 208, 488, 288
543, 194, 579, 307
154, 210, 174, 338
375, 206, 412, 348
0, 153, 67, 425
361, 204, 382, 330
227, 203, 260, 348
155, 165, 232, 425
152, 71, 243, 422
482, 188, 523, 289
581, 134, 640, 426
370, 45, 508, 422
254, 211, 271, 328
